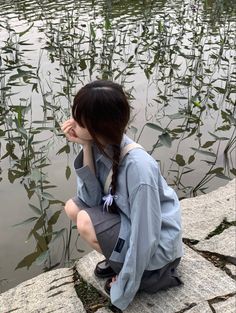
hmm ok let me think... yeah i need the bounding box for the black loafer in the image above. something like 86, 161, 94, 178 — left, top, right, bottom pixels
104, 277, 112, 295
94, 259, 116, 278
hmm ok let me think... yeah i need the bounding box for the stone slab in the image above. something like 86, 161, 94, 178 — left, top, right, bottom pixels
76, 244, 236, 312
225, 264, 236, 277
96, 308, 113, 313
195, 226, 236, 262
212, 295, 236, 313
181, 179, 236, 241
0, 268, 86, 313
185, 301, 213, 313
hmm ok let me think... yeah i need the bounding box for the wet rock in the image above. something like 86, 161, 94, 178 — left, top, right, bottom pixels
181, 179, 235, 241
0, 268, 86, 313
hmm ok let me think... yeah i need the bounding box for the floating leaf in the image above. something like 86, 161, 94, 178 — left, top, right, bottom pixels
176, 154, 186, 166
159, 132, 172, 147
191, 148, 216, 157
208, 132, 228, 140
208, 168, 224, 175
66, 166, 71, 180
202, 141, 215, 148
145, 123, 163, 132
188, 155, 195, 164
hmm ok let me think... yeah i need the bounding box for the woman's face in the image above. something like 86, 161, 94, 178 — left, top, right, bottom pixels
72, 119, 93, 141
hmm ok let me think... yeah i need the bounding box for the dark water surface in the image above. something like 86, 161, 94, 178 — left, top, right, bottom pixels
0, 0, 235, 292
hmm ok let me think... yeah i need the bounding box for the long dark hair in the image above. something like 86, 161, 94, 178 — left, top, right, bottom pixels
72, 80, 130, 213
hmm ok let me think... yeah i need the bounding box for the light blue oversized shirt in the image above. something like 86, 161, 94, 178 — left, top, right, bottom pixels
73, 134, 184, 310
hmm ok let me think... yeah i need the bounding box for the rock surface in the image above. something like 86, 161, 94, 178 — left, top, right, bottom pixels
181, 179, 235, 241
195, 226, 236, 262
76, 244, 236, 313
225, 263, 236, 277
0, 268, 85, 313
212, 295, 236, 313
0, 179, 235, 312
185, 301, 213, 313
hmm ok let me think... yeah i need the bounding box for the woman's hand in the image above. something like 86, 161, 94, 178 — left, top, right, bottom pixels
110, 275, 118, 287
61, 118, 92, 145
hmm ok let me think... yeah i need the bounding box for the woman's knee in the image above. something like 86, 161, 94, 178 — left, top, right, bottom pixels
77, 210, 92, 236
64, 199, 80, 223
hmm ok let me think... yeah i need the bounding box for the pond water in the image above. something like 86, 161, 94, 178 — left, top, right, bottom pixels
0, 0, 235, 293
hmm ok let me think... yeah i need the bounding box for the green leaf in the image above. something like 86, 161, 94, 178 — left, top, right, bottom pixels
56, 144, 70, 155
41, 192, 54, 200
191, 148, 216, 157
202, 141, 215, 148
79, 59, 87, 71
31, 213, 46, 234
15, 251, 40, 270
51, 228, 66, 243
167, 113, 184, 120
193, 101, 201, 108
29, 204, 41, 216
188, 155, 195, 164
159, 132, 172, 147
35, 250, 49, 266
41, 199, 49, 210
230, 168, 236, 176
215, 173, 231, 180
176, 154, 186, 166
66, 166, 71, 180
208, 132, 228, 140
208, 167, 224, 175
12, 217, 38, 227
48, 210, 61, 225
145, 123, 163, 132
34, 231, 48, 251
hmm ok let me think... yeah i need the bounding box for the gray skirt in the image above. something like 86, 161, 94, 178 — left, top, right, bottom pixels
74, 200, 184, 292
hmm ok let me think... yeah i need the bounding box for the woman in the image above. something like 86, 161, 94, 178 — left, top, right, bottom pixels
61, 80, 184, 310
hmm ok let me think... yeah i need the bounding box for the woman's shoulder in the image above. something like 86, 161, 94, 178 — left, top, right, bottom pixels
122, 146, 160, 186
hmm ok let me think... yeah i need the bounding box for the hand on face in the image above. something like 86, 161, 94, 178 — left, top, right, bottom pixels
61, 118, 93, 145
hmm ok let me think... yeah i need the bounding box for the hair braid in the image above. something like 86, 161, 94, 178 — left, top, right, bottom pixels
108, 144, 121, 213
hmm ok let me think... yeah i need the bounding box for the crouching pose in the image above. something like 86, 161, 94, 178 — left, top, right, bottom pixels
61, 80, 184, 310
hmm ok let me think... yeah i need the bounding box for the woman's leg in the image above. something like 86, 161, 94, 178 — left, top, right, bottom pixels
77, 210, 102, 254
64, 199, 102, 253
64, 199, 81, 224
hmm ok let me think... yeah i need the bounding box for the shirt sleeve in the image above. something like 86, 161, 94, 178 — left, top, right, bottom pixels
110, 184, 162, 310
74, 149, 102, 207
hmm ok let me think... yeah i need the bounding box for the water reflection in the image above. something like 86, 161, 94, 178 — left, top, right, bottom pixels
0, 0, 235, 292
